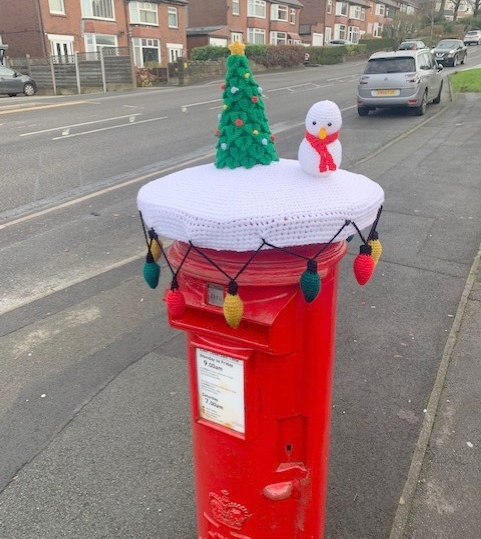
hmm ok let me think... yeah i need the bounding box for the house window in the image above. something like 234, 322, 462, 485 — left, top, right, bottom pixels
48, 34, 74, 62
361, 9, 366, 20
335, 2, 348, 16
327, 0, 332, 14
248, 0, 266, 18
231, 31, 243, 42
373, 22, 383, 36
232, 0, 240, 15
375, 3, 385, 16
167, 44, 183, 62
271, 4, 288, 21
48, 0, 65, 14
81, 0, 115, 20
168, 6, 178, 28
84, 33, 117, 57
334, 24, 347, 39
270, 31, 288, 44
247, 27, 266, 44
349, 5, 362, 19
324, 27, 332, 43
290, 8, 296, 23
132, 37, 159, 66
348, 26, 360, 42
129, 2, 158, 25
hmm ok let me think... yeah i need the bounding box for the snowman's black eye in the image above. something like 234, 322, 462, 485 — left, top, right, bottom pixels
328, 122, 332, 126
312, 121, 317, 125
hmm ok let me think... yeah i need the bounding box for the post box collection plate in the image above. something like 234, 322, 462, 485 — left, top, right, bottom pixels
196, 348, 245, 434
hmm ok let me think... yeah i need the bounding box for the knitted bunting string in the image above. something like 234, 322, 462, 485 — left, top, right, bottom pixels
139, 209, 383, 328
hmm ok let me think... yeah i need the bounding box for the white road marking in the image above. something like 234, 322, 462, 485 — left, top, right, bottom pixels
20, 113, 142, 137
0, 254, 145, 317
51, 115, 168, 140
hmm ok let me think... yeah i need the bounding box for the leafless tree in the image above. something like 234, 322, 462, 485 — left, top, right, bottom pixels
384, 12, 420, 47
468, 0, 481, 17
451, 0, 465, 20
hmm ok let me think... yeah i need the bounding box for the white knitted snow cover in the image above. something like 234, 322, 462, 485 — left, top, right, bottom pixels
137, 158, 384, 252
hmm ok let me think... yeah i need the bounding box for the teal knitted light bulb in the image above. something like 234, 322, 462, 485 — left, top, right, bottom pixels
143, 253, 160, 289
300, 260, 321, 302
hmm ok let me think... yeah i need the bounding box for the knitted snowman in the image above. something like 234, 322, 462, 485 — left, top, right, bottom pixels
298, 100, 342, 177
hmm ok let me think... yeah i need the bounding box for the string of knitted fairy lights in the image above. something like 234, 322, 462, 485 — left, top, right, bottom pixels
139, 206, 383, 329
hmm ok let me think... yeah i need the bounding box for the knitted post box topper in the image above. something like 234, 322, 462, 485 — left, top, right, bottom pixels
137, 42, 385, 326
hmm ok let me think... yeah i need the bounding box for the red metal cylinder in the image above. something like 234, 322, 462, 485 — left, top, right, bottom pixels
167, 240, 347, 539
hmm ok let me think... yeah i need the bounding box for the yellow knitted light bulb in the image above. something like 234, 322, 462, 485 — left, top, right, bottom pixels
368, 237, 382, 264
150, 239, 163, 262
223, 281, 243, 328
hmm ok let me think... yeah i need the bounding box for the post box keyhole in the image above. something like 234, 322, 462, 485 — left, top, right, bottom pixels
278, 416, 306, 464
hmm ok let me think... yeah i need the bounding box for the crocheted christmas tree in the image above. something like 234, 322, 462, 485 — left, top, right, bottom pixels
215, 41, 279, 169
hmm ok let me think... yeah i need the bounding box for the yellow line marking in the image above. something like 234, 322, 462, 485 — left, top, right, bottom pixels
0, 100, 87, 114
0, 153, 214, 231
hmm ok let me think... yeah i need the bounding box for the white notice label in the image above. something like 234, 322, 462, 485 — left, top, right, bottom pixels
196, 348, 245, 434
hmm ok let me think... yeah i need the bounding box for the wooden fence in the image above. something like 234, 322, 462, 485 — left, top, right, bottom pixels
8, 48, 135, 94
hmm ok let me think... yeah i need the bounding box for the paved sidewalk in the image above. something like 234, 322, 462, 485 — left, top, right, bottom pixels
391, 248, 481, 539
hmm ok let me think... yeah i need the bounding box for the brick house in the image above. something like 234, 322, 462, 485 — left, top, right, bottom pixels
300, 0, 405, 44
364, 0, 397, 38
186, 0, 305, 57
0, 0, 187, 66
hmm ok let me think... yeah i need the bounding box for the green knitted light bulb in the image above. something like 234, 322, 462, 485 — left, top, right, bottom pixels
300, 260, 321, 302
143, 252, 160, 289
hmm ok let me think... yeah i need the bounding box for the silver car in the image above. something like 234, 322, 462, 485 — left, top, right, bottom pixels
463, 30, 481, 45
0, 65, 37, 97
357, 50, 443, 116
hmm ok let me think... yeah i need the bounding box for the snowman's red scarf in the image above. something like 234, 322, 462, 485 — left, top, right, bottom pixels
305, 130, 339, 173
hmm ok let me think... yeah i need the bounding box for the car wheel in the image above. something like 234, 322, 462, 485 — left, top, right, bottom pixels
414, 92, 427, 116
23, 83, 36, 96
358, 106, 369, 116
433, 81, 443, 104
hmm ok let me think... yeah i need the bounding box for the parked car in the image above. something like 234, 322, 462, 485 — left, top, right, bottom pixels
398, 40, 427, 50
463, 30, 481, 45
328, 39, 355, 46
357, 50, 443, 116
432, 39, 467, 67
0, 66, 36, 96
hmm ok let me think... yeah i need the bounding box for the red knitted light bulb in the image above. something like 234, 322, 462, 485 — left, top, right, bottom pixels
166, 288, 186, 318
353, 244, 375, 285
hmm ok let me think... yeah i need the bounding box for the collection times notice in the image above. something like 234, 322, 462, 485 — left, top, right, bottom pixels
196, 348, 245, 434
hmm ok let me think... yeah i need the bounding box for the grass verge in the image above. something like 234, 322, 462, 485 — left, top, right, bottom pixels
449, 68, 481, 92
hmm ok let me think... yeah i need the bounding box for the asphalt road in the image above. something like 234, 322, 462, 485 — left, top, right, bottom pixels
1, 52, 481, 538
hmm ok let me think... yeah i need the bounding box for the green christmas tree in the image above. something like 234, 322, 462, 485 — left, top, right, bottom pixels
215, 42, 279, 169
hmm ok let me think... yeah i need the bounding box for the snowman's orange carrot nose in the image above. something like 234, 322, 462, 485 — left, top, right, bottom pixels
318, 127, 327, 139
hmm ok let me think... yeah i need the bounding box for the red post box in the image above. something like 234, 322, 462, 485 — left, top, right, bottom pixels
138, 42, 384, 539
166, 239, 348, 539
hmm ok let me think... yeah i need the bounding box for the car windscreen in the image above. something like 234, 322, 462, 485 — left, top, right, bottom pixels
436, 41, 457, 49
364, 57, 416, 74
